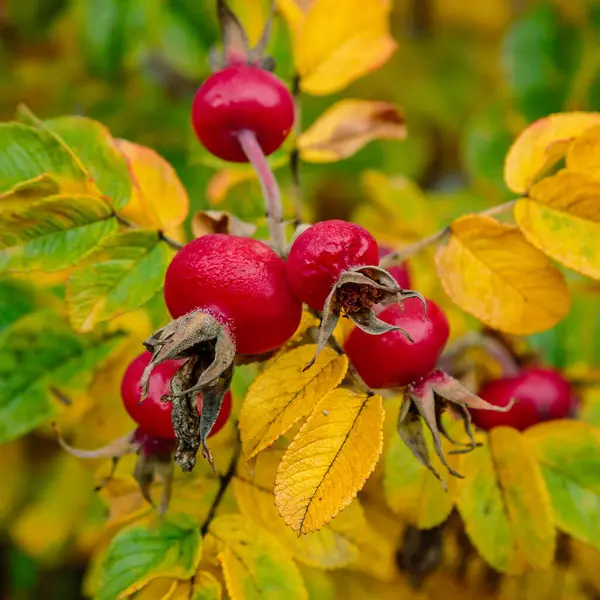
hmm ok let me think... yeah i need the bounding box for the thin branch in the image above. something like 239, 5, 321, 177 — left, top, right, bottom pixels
380, 200, 517, 268
290, 73, 303, 226
200, 437, 240, 536
237, 129, 287, 255
114, 214, 184, 251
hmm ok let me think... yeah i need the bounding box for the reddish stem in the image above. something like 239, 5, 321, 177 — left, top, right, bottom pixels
237, 129, 286, 255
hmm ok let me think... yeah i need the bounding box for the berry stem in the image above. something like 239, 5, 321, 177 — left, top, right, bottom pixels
200, 438, 240, 536
289, 73, 303, 225
380, 200, 517, 267
237, 129, 287, 255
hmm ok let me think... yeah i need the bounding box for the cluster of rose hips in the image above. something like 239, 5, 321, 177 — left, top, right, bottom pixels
56, 2, 576, 507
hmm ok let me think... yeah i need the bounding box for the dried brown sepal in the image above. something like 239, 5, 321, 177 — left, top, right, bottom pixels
133, 451, 174, 515
397, 369, 517, 485
210, 0, 276, 71
306, 265, 427, 370
53, 424, 139, 459
141, 309, 236, 400
397, 396, 448, 491
192, 210, 258, 239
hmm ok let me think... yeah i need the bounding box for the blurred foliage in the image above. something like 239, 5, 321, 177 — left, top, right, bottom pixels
2, 0, 600, 598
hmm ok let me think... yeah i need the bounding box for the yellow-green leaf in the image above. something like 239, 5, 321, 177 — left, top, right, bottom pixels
435, 214, 570, 334
525, 420, 600, 551
167, 572, 222, 600
488, 427, 555, 570
456, 427, 555, 573
515, 170, 600, 280
45, 116, 131, 211
504, 112, 600, 193
96, 512, 202, 600
0, 194, 118, 273
116, 139, 189, 230
298, 100, 405, 163
0, 123, 92, 195
233, 451, 359, 569
239, 345, 347, 459
66, 230, 173, 332
566, 123, 600, 178
209, 514, 308, 600
455, 436, 515, 572
294, 0, 396, 95
383, 421, 457, 529
275, 389, 384, 534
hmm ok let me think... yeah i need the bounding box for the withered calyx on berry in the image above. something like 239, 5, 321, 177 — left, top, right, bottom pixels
286, 219, 426, 367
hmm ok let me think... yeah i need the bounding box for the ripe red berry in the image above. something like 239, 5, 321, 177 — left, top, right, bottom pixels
344, 298, 450, 388
122, 352, 232, 440
191, 65, 294, 163
469, 367, 575, 432
286, 220, 379, 310
164, 234, 302, 355
378, 246, 411, 289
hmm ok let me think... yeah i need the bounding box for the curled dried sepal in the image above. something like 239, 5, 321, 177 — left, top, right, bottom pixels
306, 265, 426, 370
210, 0, 276, 71
53, 425, 176, 513
192, 210, 257, 239
399, 369, 516, 484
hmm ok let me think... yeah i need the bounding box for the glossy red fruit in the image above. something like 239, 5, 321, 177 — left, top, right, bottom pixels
286, 220, 379, 310
470, 367, 575, 432
164, 234, 302, 355
122, 352, 232, 440
192, 65, 294, 162
344, 298, 450, 388
378, 245, 411, 289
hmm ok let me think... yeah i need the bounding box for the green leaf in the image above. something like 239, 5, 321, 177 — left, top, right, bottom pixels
96, 512, 202, 600
0, 310, 122, 443
525, 421, 600, 551
191, 572, 222, 600
45, 116, 132, 211
80, 0, 129, 78
0, 278, 46, 334
0, 194, 118, 273
0, 124, 89, 194
66, 230, 173, 332
501, 3, 581, 122
209, 515, 308, 600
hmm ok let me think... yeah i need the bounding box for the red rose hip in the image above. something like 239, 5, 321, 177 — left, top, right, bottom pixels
192, 65, 294, 162
122, 352, 232, 440
469, 367, 575, 432
164, 234, 302, 355
344, 298, 450, 388
286, 220, 379, 310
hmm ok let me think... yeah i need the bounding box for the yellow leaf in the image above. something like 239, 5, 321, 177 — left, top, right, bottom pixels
488, 427, 555, 570
456, 427, 555, 573
435, 214, 570, 334
294, 0, 397, 95
566, 123, 600, 178
515, 170, 600, 280
116, 139, 189, 230
133, 578, 178, 600
239, 345, 348, 459
275, 389, 384, 534
168, 572, 222, 600
504, 112, 600, 193
298, 100, 406, 163
276, 0, 312, 33
209, 514, 308, 600
233, 451, 359, 569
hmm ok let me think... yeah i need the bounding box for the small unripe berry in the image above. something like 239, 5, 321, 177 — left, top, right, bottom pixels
470, 367, 575, 431
164, 234, 302, 355
122, 352, 232, 440
192, 65, 294, 162
344, 298, 450, 388
286, 220, 379, 310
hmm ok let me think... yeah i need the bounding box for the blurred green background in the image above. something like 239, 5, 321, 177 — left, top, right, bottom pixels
1, 0, 600, 597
